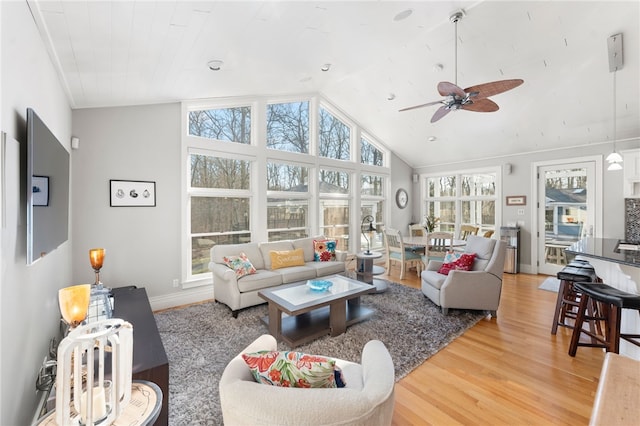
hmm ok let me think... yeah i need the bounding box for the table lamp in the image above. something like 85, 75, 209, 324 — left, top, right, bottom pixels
361, 215, 377, 254
58, 284, 91, 330
89, 248, 105, 287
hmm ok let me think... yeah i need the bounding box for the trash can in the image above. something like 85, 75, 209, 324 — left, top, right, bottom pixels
504, 246, 518, 274
500, 226, 520, 273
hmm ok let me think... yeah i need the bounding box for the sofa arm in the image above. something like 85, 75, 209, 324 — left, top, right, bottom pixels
209, 262, 236, 284
426, 260, 443, 271
361, 340, 395, 405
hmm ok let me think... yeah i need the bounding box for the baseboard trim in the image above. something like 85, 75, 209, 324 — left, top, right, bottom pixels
149, 285, 214, 311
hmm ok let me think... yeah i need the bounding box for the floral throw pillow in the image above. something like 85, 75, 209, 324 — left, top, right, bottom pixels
313, 239, 337, 262
222, 252, 257, 279
437, 251, 476, 275
242, 350, 340, 388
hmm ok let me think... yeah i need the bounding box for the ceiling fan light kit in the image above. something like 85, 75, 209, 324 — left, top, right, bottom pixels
399, 9, 523, 123
606, 33, 623, 171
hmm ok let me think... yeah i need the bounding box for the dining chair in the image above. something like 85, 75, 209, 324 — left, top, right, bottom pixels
407, 224, 426, 255
482, 230, 495, 238
459, 225, 480, 241
383, 228, 424, 280
422, 232, 453, 266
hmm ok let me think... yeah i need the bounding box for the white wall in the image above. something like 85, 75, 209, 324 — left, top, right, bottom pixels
0, 2, 72, 424
413, 138, 640, 271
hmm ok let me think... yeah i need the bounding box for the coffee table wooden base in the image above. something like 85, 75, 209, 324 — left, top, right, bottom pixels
261, 299, 373, 347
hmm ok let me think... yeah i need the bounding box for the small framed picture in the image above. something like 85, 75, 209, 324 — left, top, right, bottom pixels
506, 195, 526, 206
110, 180, 156, 207
32, 175, 49, 206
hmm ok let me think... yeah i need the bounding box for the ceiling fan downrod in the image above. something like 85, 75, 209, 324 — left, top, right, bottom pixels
450, 10, 465, 87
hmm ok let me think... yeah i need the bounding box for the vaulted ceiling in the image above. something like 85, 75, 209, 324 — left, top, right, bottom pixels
30, 0, 639, 167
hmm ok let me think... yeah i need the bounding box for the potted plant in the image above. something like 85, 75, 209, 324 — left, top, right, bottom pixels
423, 215, 440, 233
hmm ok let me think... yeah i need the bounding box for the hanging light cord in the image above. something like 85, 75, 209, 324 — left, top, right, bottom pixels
612, 69, 617, 152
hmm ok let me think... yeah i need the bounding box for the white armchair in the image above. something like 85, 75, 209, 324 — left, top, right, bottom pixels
421, 235, 507, 316
219, 334, 395, 426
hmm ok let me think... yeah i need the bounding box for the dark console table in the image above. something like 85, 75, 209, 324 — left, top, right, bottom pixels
111, 287, 169, 426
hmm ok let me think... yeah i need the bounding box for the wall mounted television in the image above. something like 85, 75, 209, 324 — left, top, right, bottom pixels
26, 108, 70, 264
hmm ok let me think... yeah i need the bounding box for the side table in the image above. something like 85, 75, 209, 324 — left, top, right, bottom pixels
356, 251, 388, 293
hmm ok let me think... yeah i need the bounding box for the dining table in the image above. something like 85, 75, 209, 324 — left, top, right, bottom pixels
403, 236, 467, 248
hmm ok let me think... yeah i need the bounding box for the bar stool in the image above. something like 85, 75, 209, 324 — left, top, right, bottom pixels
568, 282, 640, 356
551, 261, 599, 334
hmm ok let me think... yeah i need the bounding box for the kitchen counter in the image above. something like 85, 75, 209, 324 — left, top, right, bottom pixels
566, 237, 640, 267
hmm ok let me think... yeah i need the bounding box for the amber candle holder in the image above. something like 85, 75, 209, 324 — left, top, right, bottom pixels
89, 248, 105, 287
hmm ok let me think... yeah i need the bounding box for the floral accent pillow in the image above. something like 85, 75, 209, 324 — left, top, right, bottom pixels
222, 252, 257, 278
242, 350, 339, 388
437, 251, 476, 275
313, 239, 337, 262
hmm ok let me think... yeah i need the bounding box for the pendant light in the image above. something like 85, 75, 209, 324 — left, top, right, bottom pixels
606, 34, 623, 171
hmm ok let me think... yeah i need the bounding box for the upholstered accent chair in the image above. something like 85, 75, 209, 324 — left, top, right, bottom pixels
219, 334, 396, 426
421, 235, 507, 316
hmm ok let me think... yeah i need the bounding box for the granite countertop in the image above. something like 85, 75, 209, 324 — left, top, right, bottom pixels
566, 238, 640, 267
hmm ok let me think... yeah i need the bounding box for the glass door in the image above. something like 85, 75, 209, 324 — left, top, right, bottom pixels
537, 162, 596, 275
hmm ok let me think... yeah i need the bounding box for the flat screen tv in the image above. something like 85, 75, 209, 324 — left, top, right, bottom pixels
26, 108, 70, 264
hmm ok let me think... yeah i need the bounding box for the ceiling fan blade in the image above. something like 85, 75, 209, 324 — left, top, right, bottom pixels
430, 106, 452, 123
398, 100, 443, 112
461, 98, 499, 112
438, 81, 466, 97
463, 79, 524, 99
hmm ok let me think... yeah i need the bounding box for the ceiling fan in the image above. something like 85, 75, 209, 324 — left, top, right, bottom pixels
399, 10, 523, 123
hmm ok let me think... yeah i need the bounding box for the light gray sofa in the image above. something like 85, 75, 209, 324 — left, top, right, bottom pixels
219, 334, 395, 425
209, 236, 346, 317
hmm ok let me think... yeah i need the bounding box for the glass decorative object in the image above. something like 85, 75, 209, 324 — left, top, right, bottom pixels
58, 284, 91, 329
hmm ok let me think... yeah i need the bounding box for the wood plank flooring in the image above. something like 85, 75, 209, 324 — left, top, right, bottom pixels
381, 265, 605, 426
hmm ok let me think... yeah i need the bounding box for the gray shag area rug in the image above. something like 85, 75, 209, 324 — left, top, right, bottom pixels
154, 281, 485, 425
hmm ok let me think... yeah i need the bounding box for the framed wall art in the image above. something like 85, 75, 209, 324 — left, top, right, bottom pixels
110, 180, 156, 207
505, 195, 526, 206
32, 175, 50, 206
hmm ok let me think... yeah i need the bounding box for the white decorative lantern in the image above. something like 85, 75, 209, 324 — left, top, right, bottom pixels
55, 319, 133, 425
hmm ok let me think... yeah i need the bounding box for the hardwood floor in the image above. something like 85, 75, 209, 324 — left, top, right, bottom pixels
381, 266, 605, 425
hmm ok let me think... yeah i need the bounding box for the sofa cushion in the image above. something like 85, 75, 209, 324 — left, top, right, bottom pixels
292, 236, 325, 262
270, 249, 306, 270
236, 270, 283, 293
212, 243, 264, 270
306, 261, 345, 277
313, 239, 337, 262
465, 236, 496, 260
242, 350, 338, 388
223, 252, 257, 278
277, 265, 317, 284
260, 241, 295, 269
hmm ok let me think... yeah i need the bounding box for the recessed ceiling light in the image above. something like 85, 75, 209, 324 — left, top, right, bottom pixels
321, 63, 331, 72
207, 60, 224, 71
393, 9, 413, 22
387, 93, 396, 101
433, 63, 444, 72
427, 136, 437, 142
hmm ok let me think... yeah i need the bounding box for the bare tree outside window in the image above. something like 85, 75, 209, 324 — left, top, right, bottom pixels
361, 137, 384, 166
188, 107, 251, 144
267, 162, 308, 191
318, 107, 350, 160
319, 169, 349, 194
267, 102, 309, 153
191, 155, 250, 189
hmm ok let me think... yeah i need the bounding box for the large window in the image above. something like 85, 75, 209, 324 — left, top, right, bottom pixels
424, 172, 498, 236
182, 96, 390, 286
361, 174, 385, 251
188, 153, 252, 276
